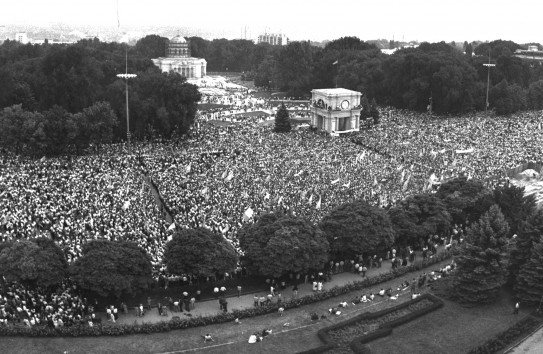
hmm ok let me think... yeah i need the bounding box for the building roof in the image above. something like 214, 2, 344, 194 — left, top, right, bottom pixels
170, 35, 187, 43
311, 88, 361, 96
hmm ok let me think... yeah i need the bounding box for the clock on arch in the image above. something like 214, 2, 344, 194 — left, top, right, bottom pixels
341, 100, 350, 110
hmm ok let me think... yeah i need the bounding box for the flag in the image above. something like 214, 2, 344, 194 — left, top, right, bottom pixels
373, 176, 378, 186
316, 196, 321, 209
167, 223, 176, 231
301, 190, 307, 200
331, 178, 340, 185
264, 192, 270, 200
278, 196, 283, 205
221, 170, 228, 179
455, 148, 474, 154
122, 200, 130, 210
332, 60, 338, 65
294, 170, 303, 177
225, 171, 234, 182
308, 194, 313, 205
402, 174, 411, 192
185, 162, 191, 174
342, 181, 350, 188
242, 207, 254, 222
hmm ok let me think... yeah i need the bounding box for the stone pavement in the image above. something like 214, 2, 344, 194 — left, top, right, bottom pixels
102, 247, 446, 325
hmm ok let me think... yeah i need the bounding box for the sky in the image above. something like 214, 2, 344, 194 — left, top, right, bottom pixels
1, 0, 542, 44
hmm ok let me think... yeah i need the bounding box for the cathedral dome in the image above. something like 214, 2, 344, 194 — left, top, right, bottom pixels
170, 35, 187, 43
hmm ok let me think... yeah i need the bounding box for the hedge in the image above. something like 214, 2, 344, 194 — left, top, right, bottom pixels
296, 294, 444, 354
467, 315, 543, 354
0, 251, 451, 337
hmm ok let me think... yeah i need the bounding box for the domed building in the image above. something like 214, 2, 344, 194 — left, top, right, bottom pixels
152, 35, 207, 79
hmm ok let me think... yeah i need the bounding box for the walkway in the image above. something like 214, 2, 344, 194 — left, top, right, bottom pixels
102, 248, 447, 325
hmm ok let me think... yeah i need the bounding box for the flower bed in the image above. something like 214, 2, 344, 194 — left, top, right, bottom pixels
0, 251, 450, 337
298, 294, 444, 354
327, 299, 434, 347
467, 315, 543, 354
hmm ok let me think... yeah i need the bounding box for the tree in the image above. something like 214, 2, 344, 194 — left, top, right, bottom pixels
465, 42, 473, 57
388, 194, 451, 247
370, 98, 380, 124
493, 185, 536, 235
527, 80, 543, 110
80, 101, 118, 151
163, 228, 238, 278
515, 235, 543, 305
489, 79, 527, 115
238, 212, 329, 278
70, 240, 153, 298
0, 238, 67, 289
135, 35, 168, 59
274, 103, 291, 132
436, 177, 493, 224
509, 209, 543, 283
319, 200, 394, 259
0, 104, 45, 154
453, 205, 511, 304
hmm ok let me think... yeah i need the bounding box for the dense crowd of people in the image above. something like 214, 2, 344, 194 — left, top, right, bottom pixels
1, 85, 542, 328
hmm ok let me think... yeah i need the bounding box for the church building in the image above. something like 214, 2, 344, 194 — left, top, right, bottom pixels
310, 88, 362, 135
152, 36, 207, 79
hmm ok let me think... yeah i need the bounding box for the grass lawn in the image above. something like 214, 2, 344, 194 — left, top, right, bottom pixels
365, 281, 527, 354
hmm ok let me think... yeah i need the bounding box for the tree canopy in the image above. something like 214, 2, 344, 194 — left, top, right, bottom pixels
514, 235, 543, 305
163, 228, 238, 278
274, 103, 291, 133
319, 200, 395, 258
509, 209, 543, 283
388, 194, 451, 246
436, 177, 493, 224
238, 212, 329, 278
0, 238, 67, 289
69, 240, 153, 298
453, 205, 511, 304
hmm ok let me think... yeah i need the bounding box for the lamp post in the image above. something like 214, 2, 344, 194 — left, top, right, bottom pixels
117, 48, 137, 154
483, 49, 495, 113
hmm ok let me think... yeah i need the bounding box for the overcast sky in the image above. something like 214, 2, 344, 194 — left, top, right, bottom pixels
2, 0, 541, 44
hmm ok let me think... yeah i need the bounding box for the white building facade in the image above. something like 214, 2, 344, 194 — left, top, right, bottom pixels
152, 36, 207, 79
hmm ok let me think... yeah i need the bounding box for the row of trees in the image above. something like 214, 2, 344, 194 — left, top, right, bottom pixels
250, 37, 543, 114
0, 177, 541, 303
0, 37, 200, 155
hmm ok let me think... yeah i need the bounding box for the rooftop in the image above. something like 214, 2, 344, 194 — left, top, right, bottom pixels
311, 88, 361, 96
170, 35, 187, 43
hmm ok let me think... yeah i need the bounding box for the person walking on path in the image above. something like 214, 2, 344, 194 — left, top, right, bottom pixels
237, 285, 242, 298
292, 284, 298, 299
514, 301, 520, 315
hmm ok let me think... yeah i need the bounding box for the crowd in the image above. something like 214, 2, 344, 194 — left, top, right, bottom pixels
0, 281, 96, 327
1, 83, 542, 328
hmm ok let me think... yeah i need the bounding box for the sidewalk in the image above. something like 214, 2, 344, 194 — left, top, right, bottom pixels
102, 247, 446, 325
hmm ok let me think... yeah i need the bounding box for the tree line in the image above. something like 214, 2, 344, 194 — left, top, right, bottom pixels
2, 177, 541, 306
0, 36, 200, 155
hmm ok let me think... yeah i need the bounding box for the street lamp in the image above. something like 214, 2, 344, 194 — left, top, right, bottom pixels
117, 49, 137, 154
483, 49, 495, 113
